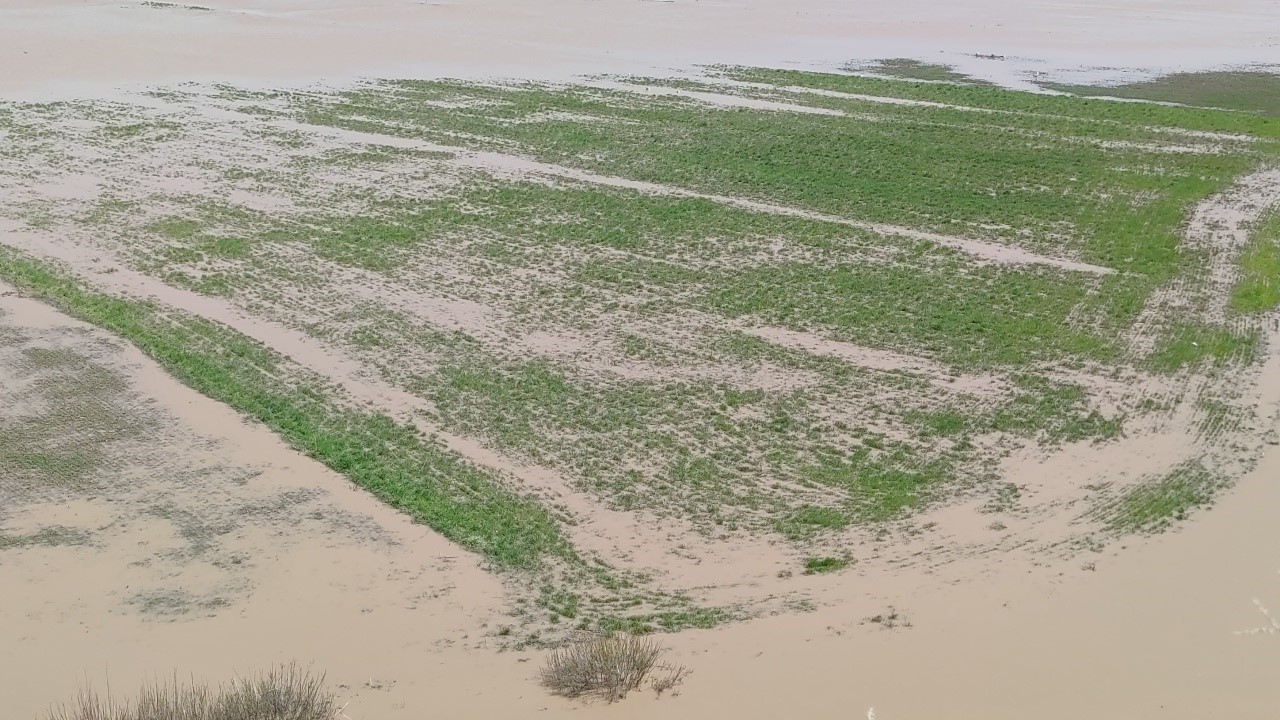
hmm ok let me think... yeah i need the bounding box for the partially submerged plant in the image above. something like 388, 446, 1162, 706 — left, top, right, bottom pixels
540, 633, 687, 702
46, 663, 340, 720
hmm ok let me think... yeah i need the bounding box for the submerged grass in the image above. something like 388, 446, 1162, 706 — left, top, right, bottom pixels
851, 58, 993, 86
1231, 209, 1280, 313
1047, 70, 1280, 118
1094, 460, 1224, 534
304, 76, 1254, 281
0, 247, 568, 570
4, 68, 1277, 624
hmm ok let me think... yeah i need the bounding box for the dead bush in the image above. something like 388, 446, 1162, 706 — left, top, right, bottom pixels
541, 633, 686, 702
47, 663, 340, 720
649, 662, 692, 696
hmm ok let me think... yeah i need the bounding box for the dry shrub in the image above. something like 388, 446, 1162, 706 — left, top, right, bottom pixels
540, 634, 689, 702
47, 664, 339, 720
649, 662, 691, 696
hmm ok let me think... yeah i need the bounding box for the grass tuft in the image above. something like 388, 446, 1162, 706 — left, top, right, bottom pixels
802, 555, 851, 574
541, 634, 681, 702
46, 664, 337, 720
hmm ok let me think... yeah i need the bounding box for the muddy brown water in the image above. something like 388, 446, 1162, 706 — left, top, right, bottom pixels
4, 1, 1280, 717
4, 280, 1280, 718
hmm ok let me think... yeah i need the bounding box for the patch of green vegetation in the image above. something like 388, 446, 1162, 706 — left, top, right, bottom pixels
775, 504, 850, 539
147, 216, 203, 240
0, 525, 92, 550
420, 348, 964, 532
854, 58, 992, 86
94, 119, 184, 143
803, 451, 953, 522
1046, 70, 1280, 117
1149, 323, 1259, 372
0, 247, 567, 570
598, 606, 733, 634
538, 586, 582, 621
1231, 209, 1280, 313
989, 375, 1123, 443
908, 409, 969, 436
306, 73, 1275, 285
200, 235, 251, 259
802, 555, 851, 574
0, 340, 151, 492
705, 262, 1115, 368
1094, 460, 1224, 533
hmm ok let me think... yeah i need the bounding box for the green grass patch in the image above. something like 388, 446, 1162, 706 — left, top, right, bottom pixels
804, 450, 953, 522
302, 75, 1264, 281
1231, 209, 1280, 313
1148, 323, 1260, 372
1047, 70, 1280, 117
802, 555, 851, 574
705, 262, 1116, 368
598, 606, 733, 634
989, 375, 1123, 443
1094, 460, 1224, 533
716, 66, 1280, 138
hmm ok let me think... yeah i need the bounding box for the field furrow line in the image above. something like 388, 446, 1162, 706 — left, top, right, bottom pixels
0, 225, 710, 571
271, 118, 1116, 276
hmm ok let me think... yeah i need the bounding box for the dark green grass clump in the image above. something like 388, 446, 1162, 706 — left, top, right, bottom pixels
851, 58, 993, 86
1047, 70, 1280, 118
802, 556, 851, 574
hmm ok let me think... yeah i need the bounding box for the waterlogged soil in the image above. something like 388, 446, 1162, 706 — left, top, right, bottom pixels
4, 1, 1280, 719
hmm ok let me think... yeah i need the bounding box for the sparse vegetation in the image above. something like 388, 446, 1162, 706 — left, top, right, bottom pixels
865, 606, 911, 629
0, 247, 568, 571
1046, 70, 1280, 117
3, 65, 1277, 644
803, 555, 851, 574
540, 634, 685, 702
45, 664, 337, 720
1093, 461, 1225, 534
1232, 209, 1280, 313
